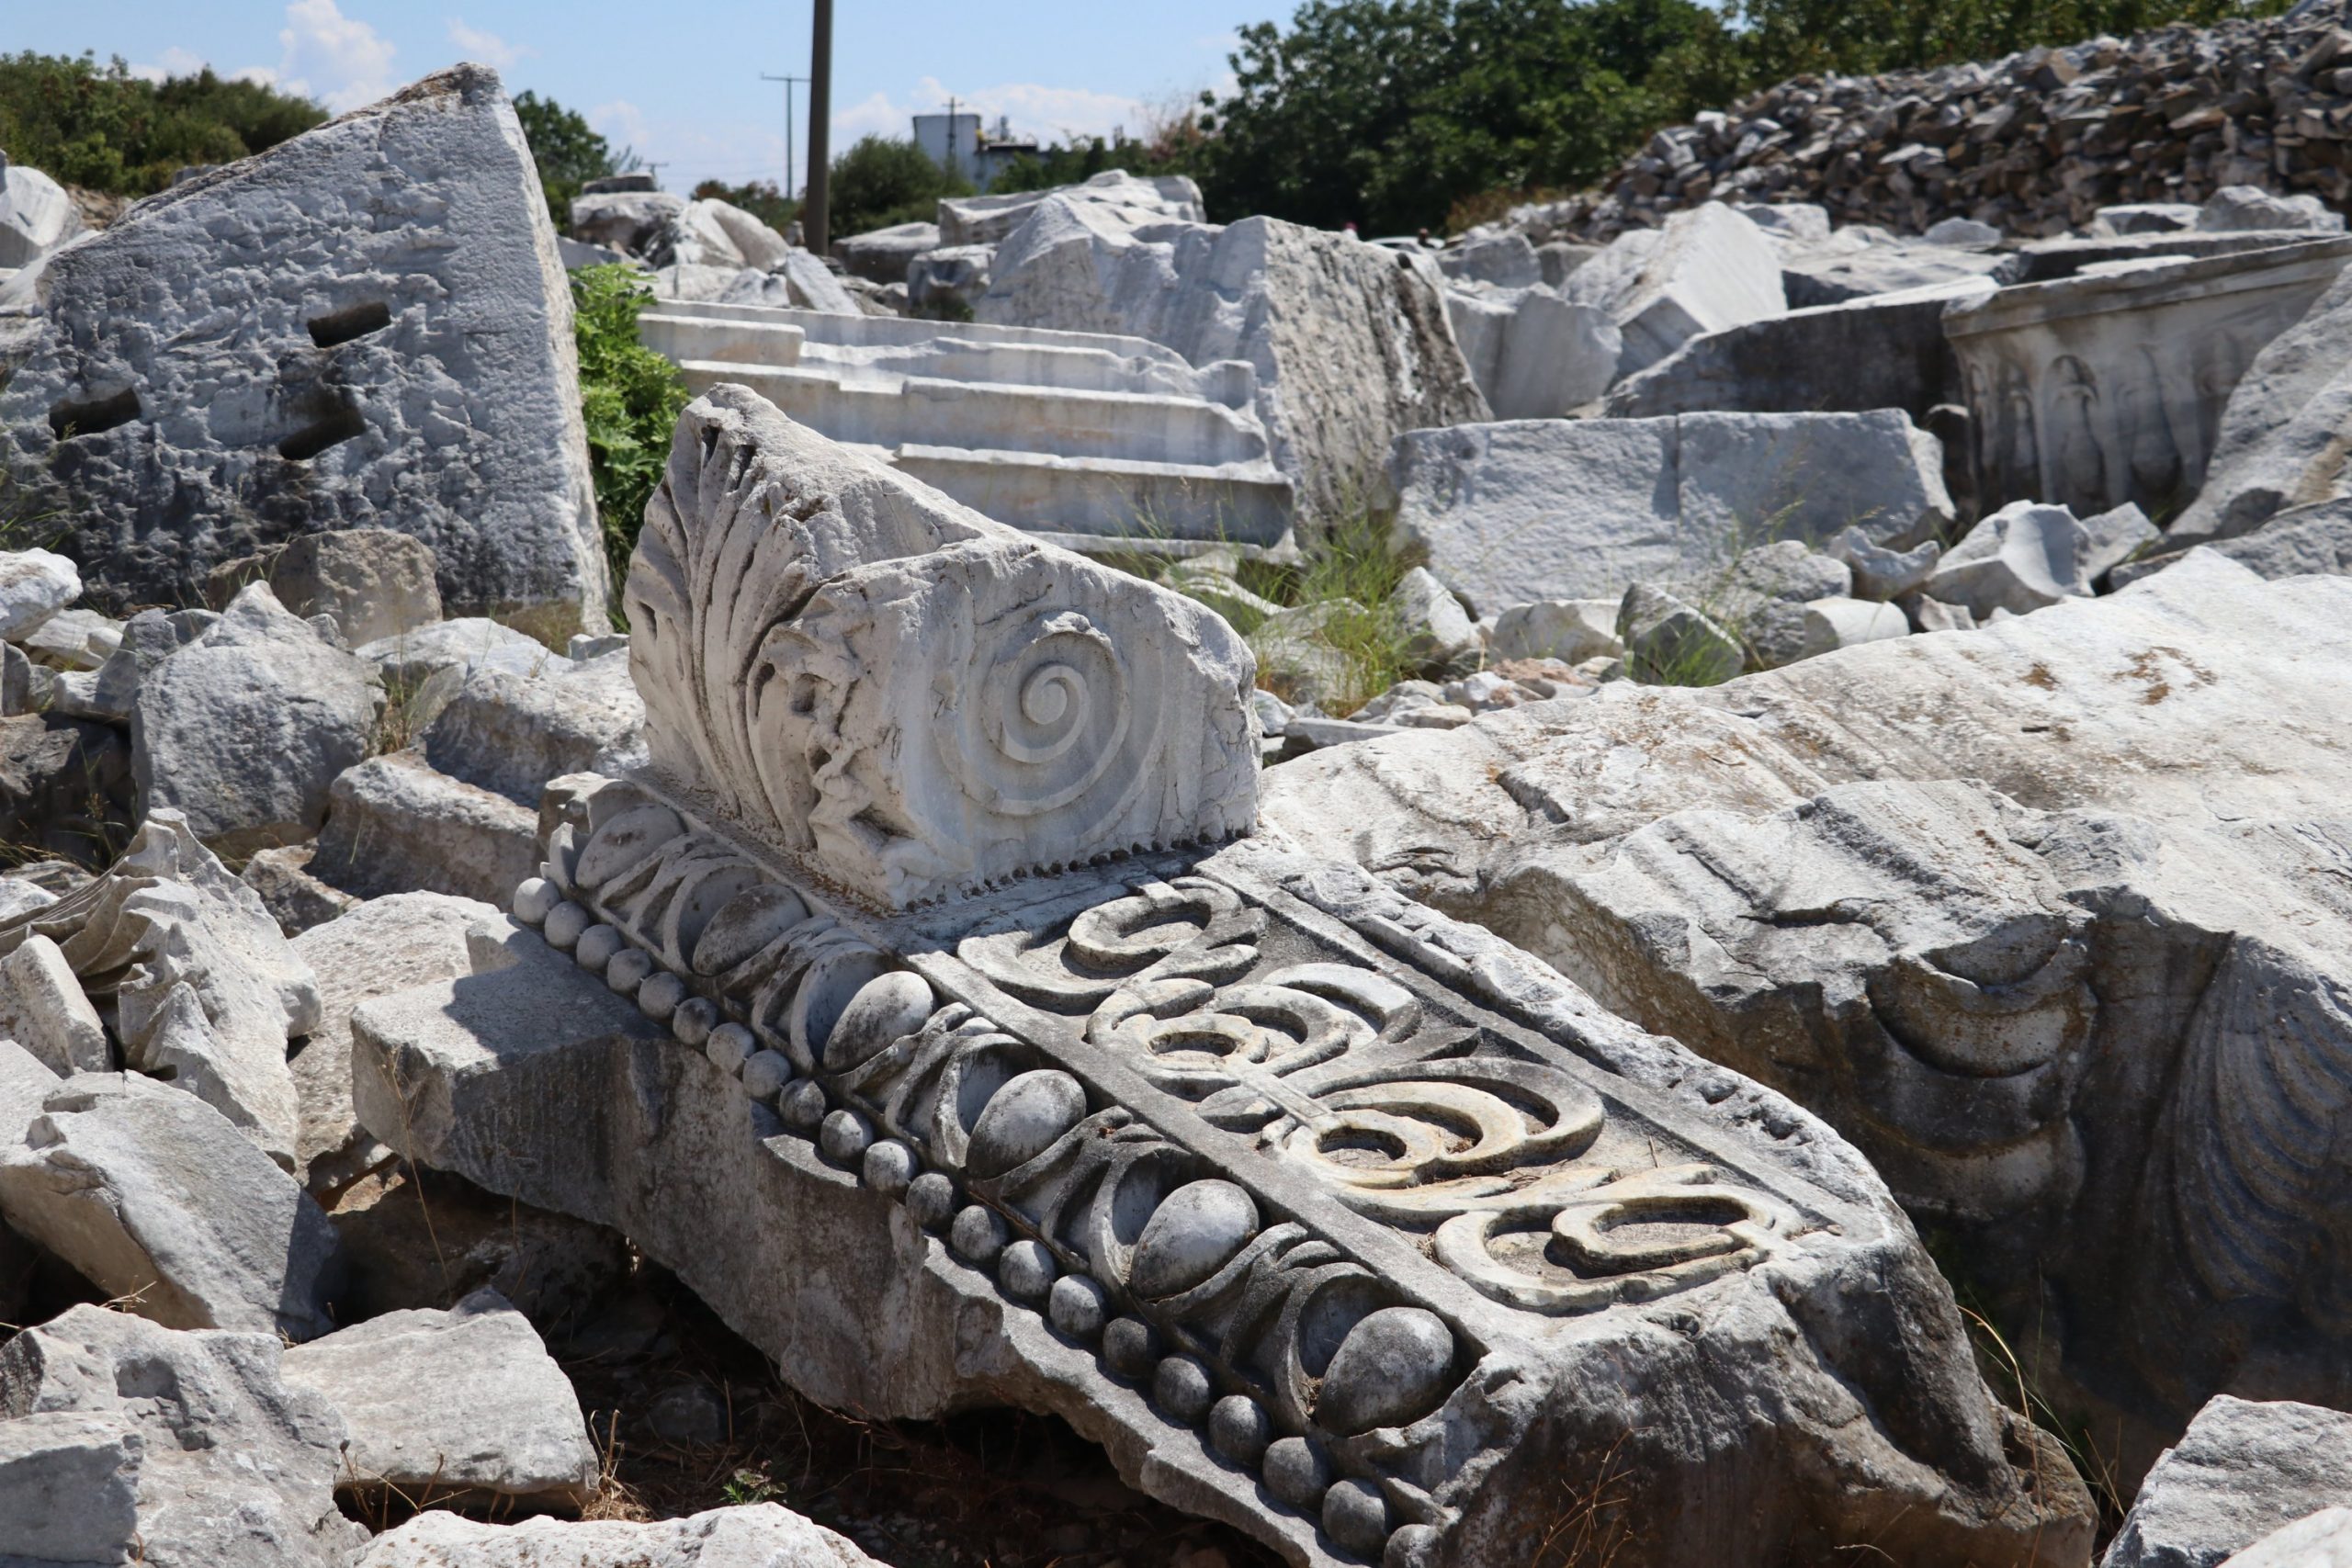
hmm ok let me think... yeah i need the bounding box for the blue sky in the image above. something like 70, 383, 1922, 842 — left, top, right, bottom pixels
17, 2, 1272, 196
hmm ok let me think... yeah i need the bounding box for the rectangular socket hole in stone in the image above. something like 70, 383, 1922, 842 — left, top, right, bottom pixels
277, 405, 368, 461
306, 300, 393, 348
48, 387, 143, 439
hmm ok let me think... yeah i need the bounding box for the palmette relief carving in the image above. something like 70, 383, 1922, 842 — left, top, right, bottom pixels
622, 384, 1259, 910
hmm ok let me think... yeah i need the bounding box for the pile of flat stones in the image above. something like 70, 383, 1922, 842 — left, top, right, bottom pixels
1517, 0, 2352, 242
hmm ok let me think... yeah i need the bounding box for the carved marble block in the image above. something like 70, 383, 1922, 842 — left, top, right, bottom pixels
1946, 237, 2352, 518
352, 389, 2089, 1568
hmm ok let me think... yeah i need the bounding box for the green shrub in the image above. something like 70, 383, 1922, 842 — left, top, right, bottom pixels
826, 135, 972, 238
571, 265, 688, 618
0, 51, 323, 197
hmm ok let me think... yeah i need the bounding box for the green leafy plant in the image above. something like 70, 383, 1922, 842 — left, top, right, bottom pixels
571, 265, 688, 619
0, 51, 323, 197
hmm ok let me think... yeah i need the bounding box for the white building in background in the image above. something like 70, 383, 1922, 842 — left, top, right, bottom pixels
912, 111, 1040, 191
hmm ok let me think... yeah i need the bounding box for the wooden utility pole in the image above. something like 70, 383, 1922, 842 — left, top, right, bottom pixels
805, 0, 834, 252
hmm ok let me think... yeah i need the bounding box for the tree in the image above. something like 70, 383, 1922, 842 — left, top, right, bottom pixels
825, 135, 972, 239
513, 90, 636, 230
0, 51, 324, 196
1194, 0, 1728, 237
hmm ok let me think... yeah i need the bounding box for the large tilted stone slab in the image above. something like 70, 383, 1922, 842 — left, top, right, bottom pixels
0, 1303, 359, 1568
943, 171, 1205, 248
0, 811, 319, 1162
2102, 1397, 2352, 1568
310, 750, 540, 910
281, 1288, 598, 1509
978, 199, 1488, 520
351, 393, 2086, 1568
1946, 237, 2352, 520
1561, 202, 1786, 375
0, 155, 85, 269
423, 649, 646, 806
0, 1070, 344, 1338
1260, 550, 2352, 1480
0, 67, 605, 637
622, 385, 1259, 909
1383, 412, 1951, 615
1604, 276, 1992, 421
356, 1504, 884, 1567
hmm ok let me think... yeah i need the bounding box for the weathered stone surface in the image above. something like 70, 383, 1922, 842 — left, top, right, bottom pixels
978, 199, 1487, 520
1827, 525, 1943, 600
134, 583, 383, 857
656, 197, 793, 272
1562, 202, 1786, 374
0, 156, 85, 268
1778, 233, 2009, 306
16, 606, 119, 671
1947, 239, 2352, 519
1605, 276, 1991, 421
310, 750, 539, 909
2096, 203, 2201, 237
0, 713, 133, 869
2171, 251, 2352, 545
354, 1503, 885, 1567
0, 1409, 142, 1564
2221, 1509, 2352, 1568
0, 933, 108, 1075
242, 843, 362, 936
0, 1303, 358, 1568
834, 220, 938, 284
1390, 566, 1480, 672
2103, 1397, 2352, 1568
1490, 599, 1623, 664
2198, 185, 2346, 234
1438, 231, 1540, 288
905, 242, 993, 318
1447, 284, 1620, 418
206, 527, 444, 646
0, 67, 605, 635
0, 547, 79, 640
2082, 502, 2162, 581
289, 890, 499, 1195
1616, 581, 1742, 683
281, 1287, 598, 1509
620, 385, 1259, 908
940, 169, 1203, 247
1259, 551, 2352, 1475
1925, 500, 2094, 616
0, 811, 318, 1161
424, 649, 645, 807
1384, 411, 1951, 615
0, 1071, 342, 1337
48, 605, 212, 725
570, 187, 684, 256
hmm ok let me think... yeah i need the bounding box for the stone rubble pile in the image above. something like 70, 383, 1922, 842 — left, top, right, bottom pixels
5, 32, 2352, 1568
1510, 0, 2352, 243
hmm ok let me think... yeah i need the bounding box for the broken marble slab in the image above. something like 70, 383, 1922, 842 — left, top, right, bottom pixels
309, 750, 539, 910
288, 889, 500, 1199
0, 932, 107, 1075
0, 67, 605, 637
1946, 237, 2352, 520
2102, 1397, 2352, 1568
354, 819, 2089, 1568
0, 1303, 360, 1568
0, 1070, 345, 1339
1562, 201, 1786, 375
354, 1503, 885, 1567
2219, 1509, 2352, 1568
1924, 500, 2095, 617
0, 811, 319, 1163
1383, 411, 1951, 616
281, 1288, 598, 1510
1258, 548, 2352, 1483
0, 547, 80, 641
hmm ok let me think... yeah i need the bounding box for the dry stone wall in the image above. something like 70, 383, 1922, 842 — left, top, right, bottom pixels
1519, 1, 2352, 243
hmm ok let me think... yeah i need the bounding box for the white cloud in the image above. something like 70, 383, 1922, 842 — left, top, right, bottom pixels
589, 100, 651, 154
274, 0, 400, 113
832, 76, 1149, 150
446, 17, 527, 72
128, 46, 209, 85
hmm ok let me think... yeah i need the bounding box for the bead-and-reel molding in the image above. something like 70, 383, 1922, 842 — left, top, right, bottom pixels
518, 775, 1821, 1567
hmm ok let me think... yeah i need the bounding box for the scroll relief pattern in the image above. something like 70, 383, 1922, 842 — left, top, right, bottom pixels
620, 385, 1259, 911
957, 878, 1797, 1315
510, 782, 1801, 1564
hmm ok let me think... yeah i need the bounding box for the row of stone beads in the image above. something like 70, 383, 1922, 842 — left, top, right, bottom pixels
511, 872, 1423, 1567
